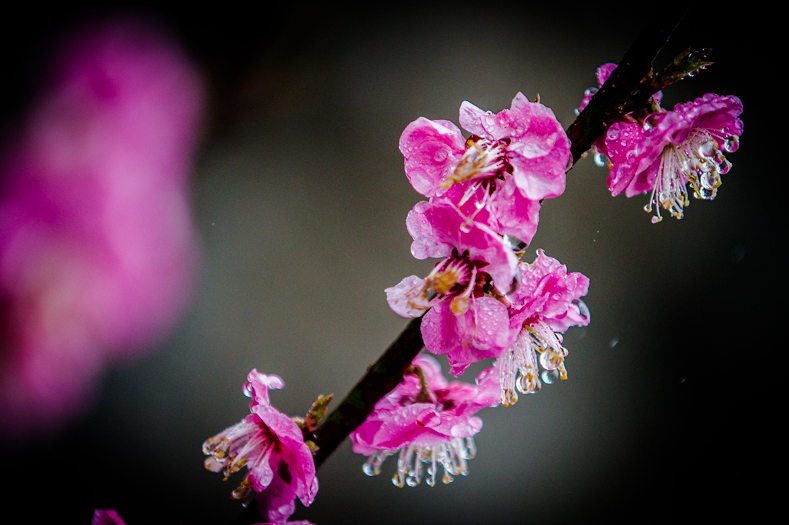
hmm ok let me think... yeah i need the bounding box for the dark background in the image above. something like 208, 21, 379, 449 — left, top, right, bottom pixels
3, 2, 776, 524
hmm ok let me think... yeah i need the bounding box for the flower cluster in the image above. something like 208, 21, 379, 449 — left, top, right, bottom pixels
374, 93, 591, 482
203, 370, 318, 524
350, 354, 499, 487
579, 63, 744, 222
0, 17, 203, 437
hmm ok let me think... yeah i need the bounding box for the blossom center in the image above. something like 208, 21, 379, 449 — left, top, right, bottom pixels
441, 136, 509, 189
422, 255, 479, 315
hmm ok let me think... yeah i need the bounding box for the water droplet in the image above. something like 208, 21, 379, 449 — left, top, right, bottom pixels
242, 382, 253, 397
719, 159, 732, 174
724, 136, 739, 153
698, 140, 716, 158
698, 187, 715, 200
504, 235, 527, 251
593, 151, 607, 167
608, 127, 621, 141
572, 298, 590, 321
609, 337, 619, 348
541, 369, 560, 384
540, 349, 563, 370
701, 171, 718, 190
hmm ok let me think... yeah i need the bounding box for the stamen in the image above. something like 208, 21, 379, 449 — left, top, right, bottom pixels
498, 321, 570, 405
646, 127, 736, 223
441, 137, 506, 189
365, 437, 478, 488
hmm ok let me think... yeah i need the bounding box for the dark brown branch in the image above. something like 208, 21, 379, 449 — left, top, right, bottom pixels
309, 316, 424, 469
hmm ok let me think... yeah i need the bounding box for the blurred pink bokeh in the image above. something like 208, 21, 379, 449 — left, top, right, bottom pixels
0, 16, 204, 437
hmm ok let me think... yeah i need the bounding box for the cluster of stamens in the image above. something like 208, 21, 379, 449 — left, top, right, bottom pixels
362, 438, 478, 487
441, 136, 509, 189
497, 320, 569, 407
202, 418, 276, 507
646, 128, 738, 223
420, 255, 477, 315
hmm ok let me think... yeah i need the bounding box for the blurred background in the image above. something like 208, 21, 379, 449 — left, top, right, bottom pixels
3, 2, 774, 524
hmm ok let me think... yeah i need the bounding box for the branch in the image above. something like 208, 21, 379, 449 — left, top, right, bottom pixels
566, 5, 690, 164
234, 6, 697, 524
309, 316, 424, 468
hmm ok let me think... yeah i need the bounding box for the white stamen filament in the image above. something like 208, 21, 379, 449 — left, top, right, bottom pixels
645, 128, 734, 223
442, 138, 505, 188
498, 321, 568, 406
362, 438, 477, 488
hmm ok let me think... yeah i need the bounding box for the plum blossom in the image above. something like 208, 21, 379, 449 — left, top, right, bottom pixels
604, 93, 743, 222
386, 201, 518, 375
484, 250, 590, 406
351, 354, 499, 487
255, 522, 316, 525
399, 92, 570, 245
91, 509, 126, 525
203, 370, 318, 524
0, 16, 203, 437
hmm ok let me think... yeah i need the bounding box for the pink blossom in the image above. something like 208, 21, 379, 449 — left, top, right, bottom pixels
604, 93, 743, 222
91, 509, 126, 525
203, 370, 318, 523
351, 354, 498, 487
489, 250, 590, 406
399, 93, 570, 245
254, 522, 316, 525
386, 202, 517, 375
0, 16, 203, 437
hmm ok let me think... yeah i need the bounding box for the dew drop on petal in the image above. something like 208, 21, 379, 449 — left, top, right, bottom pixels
504, 235, 527, 252
572, 298, 590, 322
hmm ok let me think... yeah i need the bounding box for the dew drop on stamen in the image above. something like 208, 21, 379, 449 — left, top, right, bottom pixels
541, 369, 560, 384
701, 172, 717, 190
724, 136, 739, 153
698, 140, 716, 158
